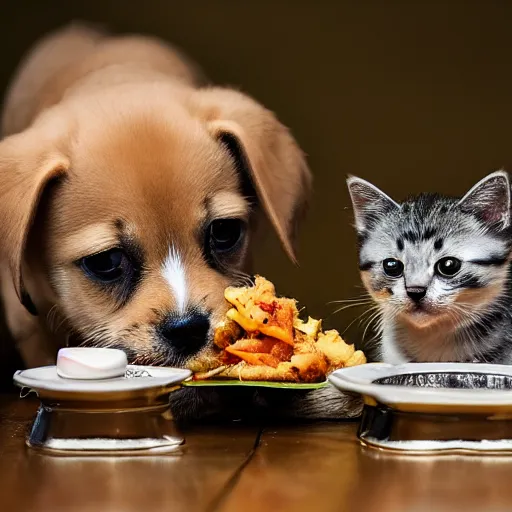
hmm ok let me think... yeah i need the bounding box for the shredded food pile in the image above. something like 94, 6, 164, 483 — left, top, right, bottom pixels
192, 276, 366, 383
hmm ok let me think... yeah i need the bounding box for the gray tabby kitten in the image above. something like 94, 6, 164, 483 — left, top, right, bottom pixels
347, 171, 512, 364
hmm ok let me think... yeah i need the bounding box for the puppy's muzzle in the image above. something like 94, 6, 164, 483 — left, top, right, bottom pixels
157, 311, 210, 357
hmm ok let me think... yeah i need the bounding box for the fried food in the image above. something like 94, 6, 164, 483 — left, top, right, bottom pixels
224, 277, 296, 345
193, 276, 367, 383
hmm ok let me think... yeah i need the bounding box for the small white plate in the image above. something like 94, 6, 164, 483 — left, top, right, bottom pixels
14, 365, 191, 400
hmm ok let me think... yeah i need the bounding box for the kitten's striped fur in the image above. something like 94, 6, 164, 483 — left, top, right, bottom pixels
347, 171, 512, 364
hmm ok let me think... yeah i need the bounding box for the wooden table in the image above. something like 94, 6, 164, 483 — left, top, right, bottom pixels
1, 394, 511, 512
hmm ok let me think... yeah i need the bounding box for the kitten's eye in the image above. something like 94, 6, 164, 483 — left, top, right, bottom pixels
435, 257, 462, 277
209, 219, 245, 253
383, 258, 404, 278
81, 249, 128, 282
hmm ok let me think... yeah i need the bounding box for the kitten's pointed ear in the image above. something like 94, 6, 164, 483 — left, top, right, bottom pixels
457, 170, 511, 229
347, 176, 400, 232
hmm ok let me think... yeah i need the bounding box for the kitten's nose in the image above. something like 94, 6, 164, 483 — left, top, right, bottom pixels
406, 287, 427, 302
158, 312, 210, 357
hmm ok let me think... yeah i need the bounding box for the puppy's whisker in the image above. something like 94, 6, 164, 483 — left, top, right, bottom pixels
46, 307, 81, 349
46, 305, 59, 331
78, 325, 114, 348
54, 316, 70, 336
229, 269, 255, 288
219, 265, 255, 288
46, 305, 70, 335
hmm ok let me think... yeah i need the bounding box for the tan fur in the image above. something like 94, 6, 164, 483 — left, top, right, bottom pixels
361, 272, 392, 302
455, 282, 505, 308
0, 24, 311, 368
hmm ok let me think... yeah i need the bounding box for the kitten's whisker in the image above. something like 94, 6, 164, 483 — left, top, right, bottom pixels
331, 301, 374, 315
341, 305, 380, 335
329, 299, 374, 306
328, 295, 372, 305
362, 309, 382, 342
357, 310, 378, 327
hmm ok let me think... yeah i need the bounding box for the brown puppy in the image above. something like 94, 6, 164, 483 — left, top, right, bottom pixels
0, 24, 360, 420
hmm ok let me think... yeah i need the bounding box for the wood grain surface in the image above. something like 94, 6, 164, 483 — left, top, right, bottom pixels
2, 394, 512, 512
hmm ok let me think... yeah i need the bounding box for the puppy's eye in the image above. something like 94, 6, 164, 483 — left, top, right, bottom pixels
81, 249, 128, 282
383, 258, 404, 278
435, 257, 461, 277
209, 219, 245, 253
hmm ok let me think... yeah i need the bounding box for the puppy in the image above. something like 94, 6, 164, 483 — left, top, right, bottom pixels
0, 24, 361, 420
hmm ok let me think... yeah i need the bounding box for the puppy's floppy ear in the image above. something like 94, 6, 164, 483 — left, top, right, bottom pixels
0, 127, 69, 314
192, 88, 312, 263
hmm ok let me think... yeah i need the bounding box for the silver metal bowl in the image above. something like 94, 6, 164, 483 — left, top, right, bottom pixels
329, 363, 512, 454
14, 365, 191, 456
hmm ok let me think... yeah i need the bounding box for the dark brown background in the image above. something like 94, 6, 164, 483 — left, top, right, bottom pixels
1, 0, 511, 354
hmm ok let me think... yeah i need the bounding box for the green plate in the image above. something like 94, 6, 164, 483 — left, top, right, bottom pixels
182, 379, 328, 390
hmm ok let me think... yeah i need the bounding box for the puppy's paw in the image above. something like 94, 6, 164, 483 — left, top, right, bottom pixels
168, 386, 223, 422
168, 385, 264, 423
260, 383, 363, 420
168, 383, 363, 423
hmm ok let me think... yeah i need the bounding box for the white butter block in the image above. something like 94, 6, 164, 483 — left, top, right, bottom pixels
57, 347, 128, 380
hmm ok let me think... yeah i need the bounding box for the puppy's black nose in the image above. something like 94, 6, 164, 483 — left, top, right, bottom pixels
158, 312, 210, 357
406, 287, 427, 302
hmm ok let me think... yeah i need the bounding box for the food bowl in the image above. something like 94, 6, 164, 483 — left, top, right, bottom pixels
14, 365, 191, 456
329, 363, 512, 454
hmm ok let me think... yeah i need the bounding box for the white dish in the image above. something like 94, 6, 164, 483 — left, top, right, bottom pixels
13, 365, 191, 455
14, 365, 191, 398
329, 362, 512, 411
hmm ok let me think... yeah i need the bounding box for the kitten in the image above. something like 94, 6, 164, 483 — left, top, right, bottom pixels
347, 171, 512, 364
